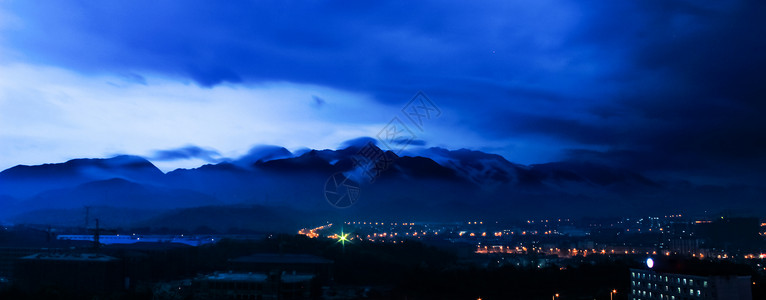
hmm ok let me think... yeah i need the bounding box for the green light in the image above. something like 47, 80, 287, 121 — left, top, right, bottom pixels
337, 230, 350, 245
339, 233, 349, 242
336, 228, 351, 253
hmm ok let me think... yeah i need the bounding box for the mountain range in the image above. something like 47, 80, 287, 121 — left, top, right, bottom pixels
1, 139, 763, 232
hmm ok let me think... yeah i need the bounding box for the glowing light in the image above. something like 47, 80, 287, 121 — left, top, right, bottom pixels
646, 258, 654, 268
336, 228, 351, 250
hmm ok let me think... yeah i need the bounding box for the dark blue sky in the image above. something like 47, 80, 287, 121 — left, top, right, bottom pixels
0, 1, 764, 185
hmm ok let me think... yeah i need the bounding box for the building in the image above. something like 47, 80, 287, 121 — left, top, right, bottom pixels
0, 247, 54, 279
0, 226, 91, 279
229, 253, 333, 283
667, 238, 702, 255
57, 234, 218, 246
14, 253, 125, 294
192, 271, 316, 300
697, 218, 760, 252
103, 241, 197, 285
630, 257, 752, 300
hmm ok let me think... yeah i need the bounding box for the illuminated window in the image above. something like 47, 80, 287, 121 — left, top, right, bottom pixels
703, 281, 708, 287
696, 290, 701, 296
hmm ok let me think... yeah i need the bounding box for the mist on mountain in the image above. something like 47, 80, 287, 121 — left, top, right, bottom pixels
1, 140, 763, 231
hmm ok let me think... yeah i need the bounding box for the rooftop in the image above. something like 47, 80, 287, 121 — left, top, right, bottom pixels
201, 272, 315, 283
205, 272, 268, 282
231, 253, 333, 265
282, 274, 315, 283
104, 242, 193, 251
21, 252, 119, 262
634, 256, 753, 277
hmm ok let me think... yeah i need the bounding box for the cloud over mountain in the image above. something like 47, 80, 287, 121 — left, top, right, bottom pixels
150, 145, 224, 163
1, 142, 764, 228
1, 0, 764, 189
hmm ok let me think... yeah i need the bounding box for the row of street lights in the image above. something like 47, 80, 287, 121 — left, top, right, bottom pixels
479, 289, 616, 300
551, 289, 617, 300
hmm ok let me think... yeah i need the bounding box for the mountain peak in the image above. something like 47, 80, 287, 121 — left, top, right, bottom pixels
232, 145, 293, 168
0, 155, 165, 198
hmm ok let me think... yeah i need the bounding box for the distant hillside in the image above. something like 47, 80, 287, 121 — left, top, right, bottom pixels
1, 141, 765, 231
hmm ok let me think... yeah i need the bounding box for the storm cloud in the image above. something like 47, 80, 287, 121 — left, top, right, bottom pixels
1, 0, 764, 185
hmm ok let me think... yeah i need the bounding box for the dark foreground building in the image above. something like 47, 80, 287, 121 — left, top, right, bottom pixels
192, 271, 316, 300
179, 253, 334, 300
229, 253, 333, 283
14, 253, 124, 294
630, 257, 751, 300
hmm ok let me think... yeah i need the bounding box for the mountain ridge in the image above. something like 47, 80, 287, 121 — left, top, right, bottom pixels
1, 142, 764, 229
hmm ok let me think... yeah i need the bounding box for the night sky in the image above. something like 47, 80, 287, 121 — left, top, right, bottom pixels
0, 1, 764, 186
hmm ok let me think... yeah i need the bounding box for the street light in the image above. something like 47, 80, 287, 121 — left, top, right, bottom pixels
552, 293, 559, 300
610, 289, 617, 300
336, 228, 351, 254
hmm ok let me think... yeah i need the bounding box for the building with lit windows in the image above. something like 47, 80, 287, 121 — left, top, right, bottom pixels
630, 257, 751, 300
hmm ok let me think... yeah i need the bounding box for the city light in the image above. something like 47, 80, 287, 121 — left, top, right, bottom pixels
337, 231, 350, 245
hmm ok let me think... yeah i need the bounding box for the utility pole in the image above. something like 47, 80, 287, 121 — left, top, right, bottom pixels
84, 206, 91, 229
88, 218, 117, 251
92, 218, 101, 250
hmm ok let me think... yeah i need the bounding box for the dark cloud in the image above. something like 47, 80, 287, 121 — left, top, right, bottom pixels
232, 145, 293, 168
339, 137, 378, 149
2, 1, 596, 103
3, 0, 765, 185
119, 73, 147, 85
563, 1, 766, 181
311, 95, 325, 109
187, 66, 242, 87
402, 139, 427, 147
151, 146, 222, 163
